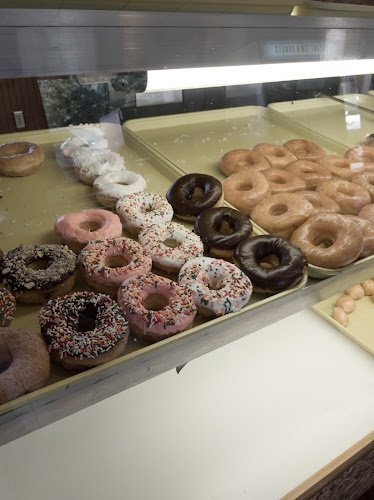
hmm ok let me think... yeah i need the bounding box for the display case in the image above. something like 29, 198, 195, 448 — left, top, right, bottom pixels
0, 10, 374, 487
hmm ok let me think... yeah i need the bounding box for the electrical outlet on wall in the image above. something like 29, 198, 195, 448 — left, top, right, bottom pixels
13, 111, 25, 129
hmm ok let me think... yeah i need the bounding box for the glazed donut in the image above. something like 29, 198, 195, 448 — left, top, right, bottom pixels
233, 235, 307, 295
78, 237, 152, 296
178, 257, 253, 317
285, 160, 332, 189
315, 155, 364, 181
60, 131, 108, 159
0, 328, 50, 403
363, 134, 374, 148
1, 244, 77, 304
117, 273, 197, 343
345, 145, 374, 165
39, 291, 129, 371
262, 168, 306, 194
72, 149, 125, 186
220, 149, 270, 176
283, 139, 326, 161
166, 173, 223, 221
358, 203, 374, 222
344, 215, 374, 258
55, 209, 123, 253
222, 169, 270, 215
138, 222, 204, 273
94, 170, 147, 208
316, 179, 371, 215
250, 192, 314, 239
290, 213, 364, 268
0, 142, 45, 177
297, 190, 340, 215
352, 172, 374, 202
0, 289, 16, 326
252, 143, 297, 168
194, 207, 253, 259
116, 192, 173, 236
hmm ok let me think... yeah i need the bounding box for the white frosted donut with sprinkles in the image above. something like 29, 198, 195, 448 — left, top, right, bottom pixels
178, 257, 253, 317
94, 170, 147, 208
78, 237, 152, 296
117, 273, 197, 343
116, 192, 173, 235
39, 291, 129, 371
138, 222, 204, 273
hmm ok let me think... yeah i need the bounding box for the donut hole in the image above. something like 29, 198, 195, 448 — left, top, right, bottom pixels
311, 233, 335, 249
237, 184, 254, 192
27, 258, 49, 270
77, 305, 98, 332
275, 150, 286, 157
189, 187, 204, 200
79, 220, 102, 232
272, 176, 286, 185
238, 160, 253, 166
269, 203, 288, 216
207, 278, 225, 290
105, 255, 130, 268
163, 238, 180, 249
0, 349, 12, 375
259, 254, 280, 268
143, 293, 169, 311
117, 182, 130, 186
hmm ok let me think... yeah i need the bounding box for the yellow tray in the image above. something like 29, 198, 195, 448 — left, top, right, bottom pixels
268, 97, 374, 149
311, 292, 374, 356
124, 105, 366, 279
0, 126, 308, 416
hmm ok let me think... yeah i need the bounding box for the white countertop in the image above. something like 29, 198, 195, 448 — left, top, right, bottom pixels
0, 309, 373, 500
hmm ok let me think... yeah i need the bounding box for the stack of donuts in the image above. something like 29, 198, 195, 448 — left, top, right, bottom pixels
220, 138, 374, 270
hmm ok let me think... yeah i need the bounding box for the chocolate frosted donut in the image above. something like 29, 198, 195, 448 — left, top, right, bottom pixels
234, 235, 307, 294
1, 244, 77, 304
195, 207, 253, 258
166, 173, 223, 220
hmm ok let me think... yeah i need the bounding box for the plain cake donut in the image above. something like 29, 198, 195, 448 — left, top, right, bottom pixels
283, 139, 326, 161
222, 169, 270, 215
250, 192, 314, 239
290, 213, 364, 268
262, 168, 306, 194
0, 327, 50, 403
0, 142, 45, 177
194, 207, 253, 259
166, 173, 223, 221
285, 160, 332, 189
220, 149, 270, 176
252, 143, 297, 168
233, 235, 307, 294
316, 179, 371, 215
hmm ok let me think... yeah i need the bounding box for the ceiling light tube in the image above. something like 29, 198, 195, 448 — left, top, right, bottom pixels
146, 59, 374, 92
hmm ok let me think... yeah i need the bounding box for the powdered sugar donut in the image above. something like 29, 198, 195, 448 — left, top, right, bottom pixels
116, 192, 173, 236
72, 149, 125, 186
55, 209, 123, 254
94, 170, 147, 208
117, 273, 197, 343
60, 131, 108, 159
178, 257, 252, 317
138, 222, 204, 273
78, 237, 152, 296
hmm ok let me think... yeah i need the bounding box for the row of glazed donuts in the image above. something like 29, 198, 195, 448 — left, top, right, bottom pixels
331, 280, 374, 327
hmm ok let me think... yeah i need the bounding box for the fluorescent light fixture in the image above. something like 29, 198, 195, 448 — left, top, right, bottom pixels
146, 59, 374, 92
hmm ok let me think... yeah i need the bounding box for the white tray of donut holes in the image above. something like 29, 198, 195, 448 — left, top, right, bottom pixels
0, 125, 310, 415
124, 105, 374, 279
311, 280, 374, 357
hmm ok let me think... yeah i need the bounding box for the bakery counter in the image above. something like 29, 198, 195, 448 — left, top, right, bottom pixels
0, 309, 373, 500
1, 124, 374, 445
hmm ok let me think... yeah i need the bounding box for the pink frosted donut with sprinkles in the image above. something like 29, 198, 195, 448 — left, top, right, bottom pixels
0, 288, 16, 326
178, 257, 252, 317
138, 222, 204, 273
116, 192, 173, 235
78, 237, 152, 296
117, 273, 197, 343
54, 209, 123, 254
39, 291, 129, 371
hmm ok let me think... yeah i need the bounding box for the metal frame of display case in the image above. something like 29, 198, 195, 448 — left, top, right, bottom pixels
1, 9, 374, 447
